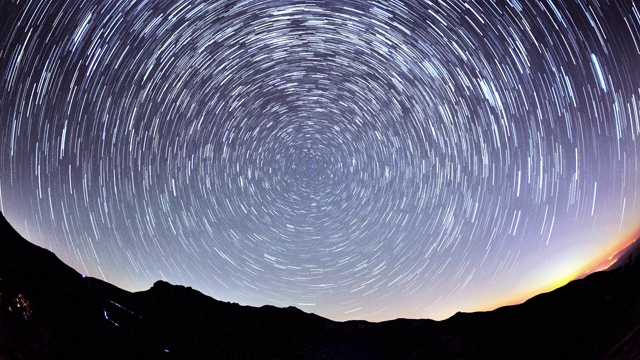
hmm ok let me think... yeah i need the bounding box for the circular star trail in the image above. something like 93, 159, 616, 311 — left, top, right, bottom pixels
1, 0, 640, 321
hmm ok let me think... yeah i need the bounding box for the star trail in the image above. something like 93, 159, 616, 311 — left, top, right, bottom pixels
1, 0, 640, 321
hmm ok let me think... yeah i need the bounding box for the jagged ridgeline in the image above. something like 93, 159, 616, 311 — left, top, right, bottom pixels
1, 211, 640, 359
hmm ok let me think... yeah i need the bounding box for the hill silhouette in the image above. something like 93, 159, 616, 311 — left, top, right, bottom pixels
1, 211, 639, 359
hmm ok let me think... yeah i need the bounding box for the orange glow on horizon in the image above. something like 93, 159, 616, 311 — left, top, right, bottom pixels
472, 228, 640, 316
581, 227, 640, 276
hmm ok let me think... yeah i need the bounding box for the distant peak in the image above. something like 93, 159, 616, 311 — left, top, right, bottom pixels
148, 280, 205, 297
152, 280, 172, 287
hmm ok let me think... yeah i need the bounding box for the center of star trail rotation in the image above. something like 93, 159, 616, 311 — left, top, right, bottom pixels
1, 0, 640, 321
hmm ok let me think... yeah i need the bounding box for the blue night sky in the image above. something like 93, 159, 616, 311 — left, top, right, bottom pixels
1, 0, 640, 322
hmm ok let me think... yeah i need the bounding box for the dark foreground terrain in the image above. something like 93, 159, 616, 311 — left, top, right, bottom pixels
1, 211, 639, 359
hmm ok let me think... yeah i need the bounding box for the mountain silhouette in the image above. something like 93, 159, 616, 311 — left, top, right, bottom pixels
1, 210, 639, 359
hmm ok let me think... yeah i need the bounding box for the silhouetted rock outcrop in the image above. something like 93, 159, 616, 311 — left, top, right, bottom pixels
1, 210, 640, 359
609, 238, 640, 271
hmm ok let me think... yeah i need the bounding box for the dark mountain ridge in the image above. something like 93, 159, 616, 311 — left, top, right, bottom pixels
1, 211, 639, 359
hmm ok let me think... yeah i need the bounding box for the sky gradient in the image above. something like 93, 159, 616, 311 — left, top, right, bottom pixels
1, 0, 640, 322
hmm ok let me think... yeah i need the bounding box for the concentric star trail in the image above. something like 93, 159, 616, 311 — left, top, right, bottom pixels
1, 0, 640, 321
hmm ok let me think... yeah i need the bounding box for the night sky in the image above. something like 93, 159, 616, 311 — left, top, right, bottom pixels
1, 0, 640, 322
